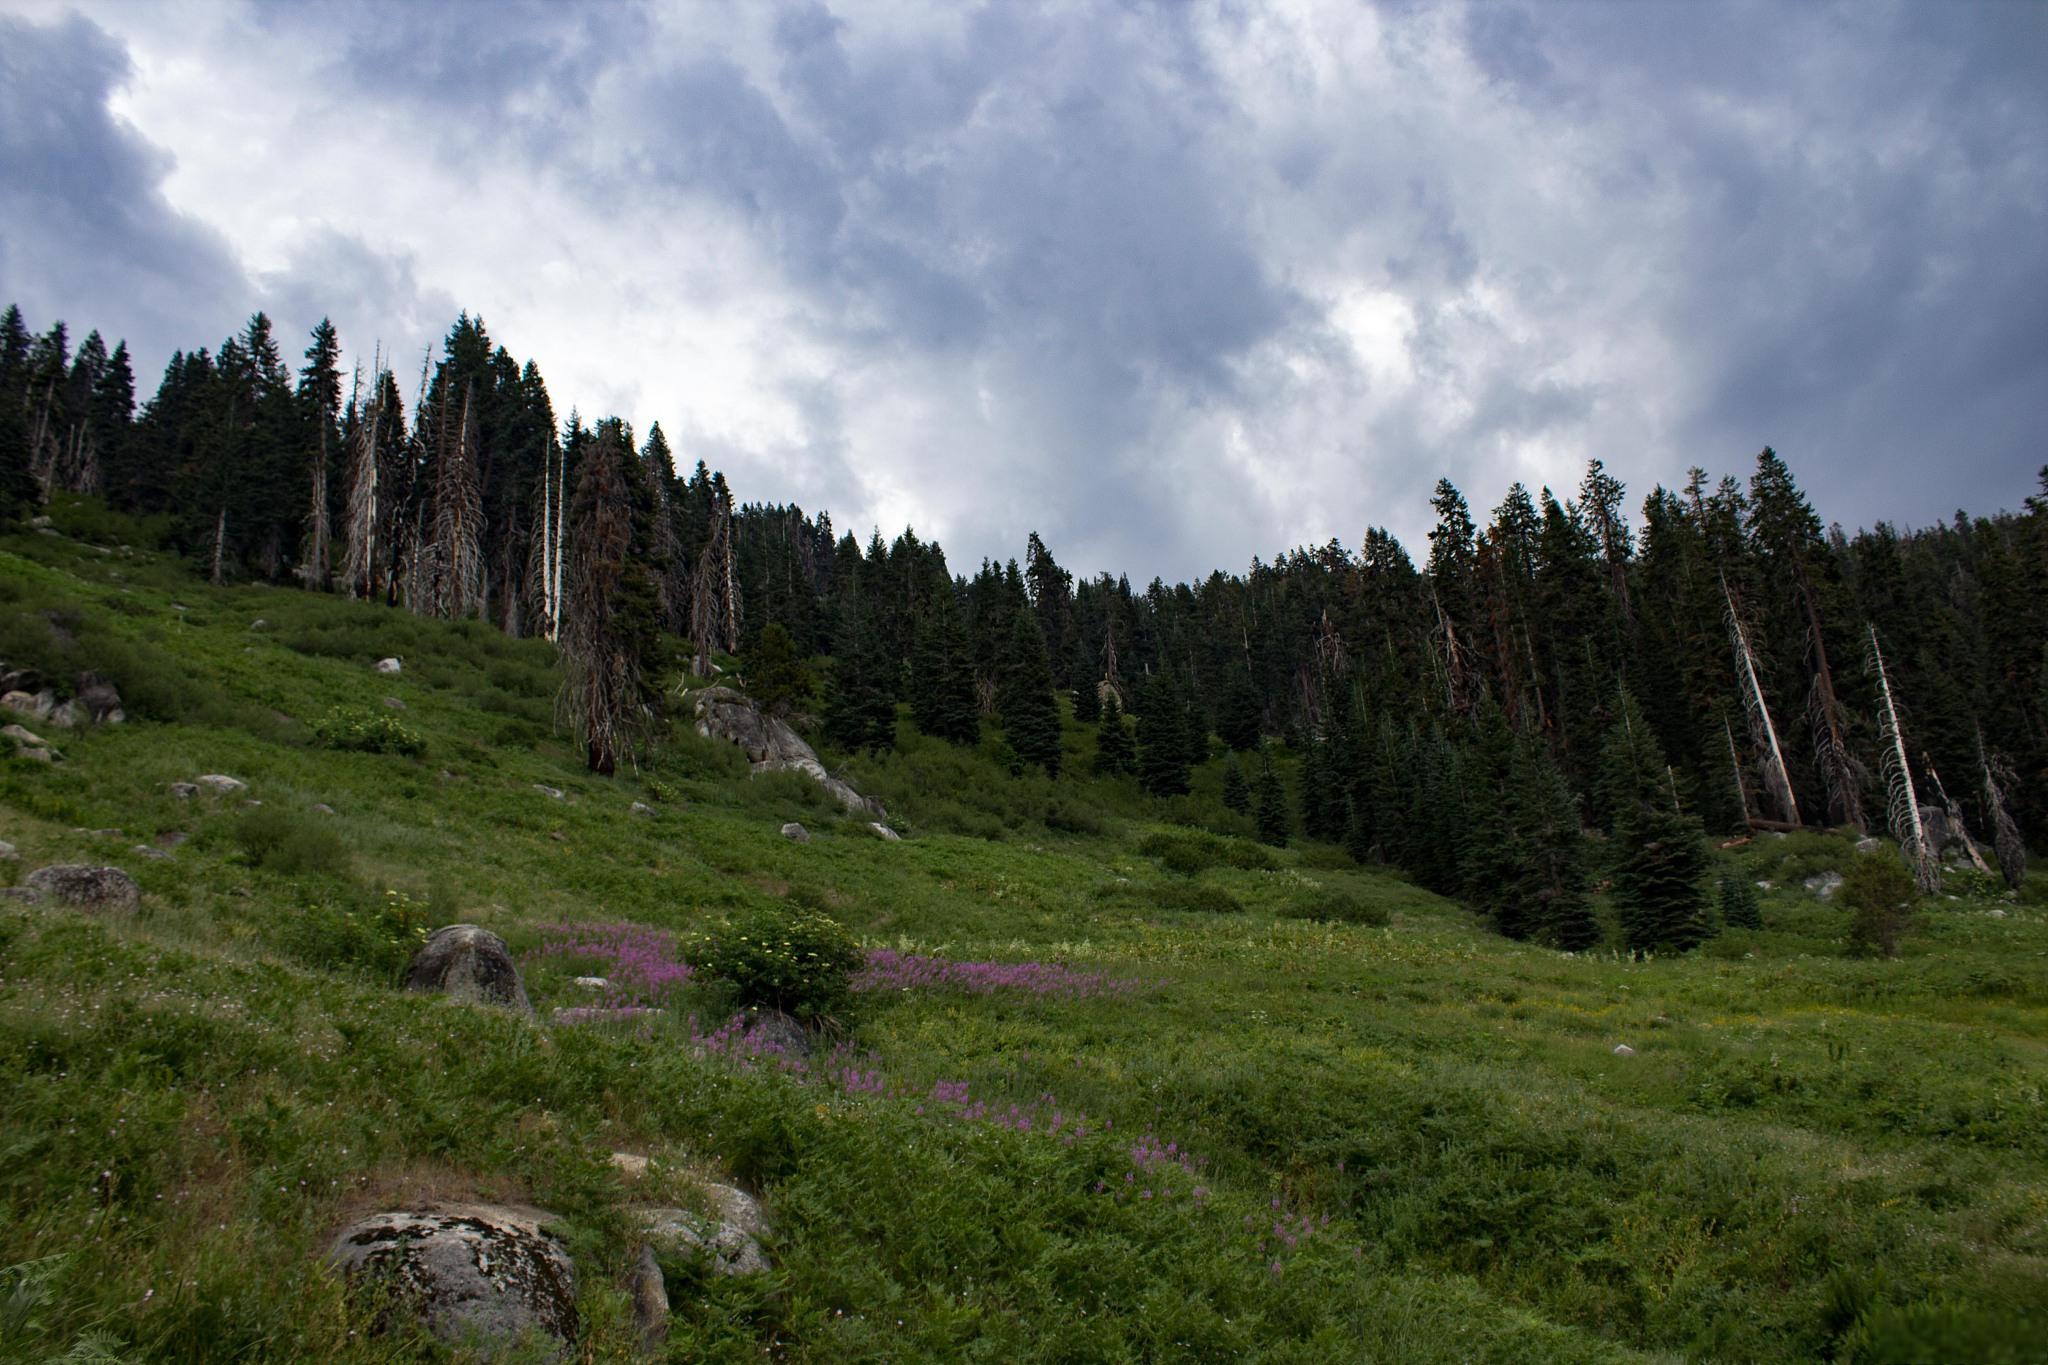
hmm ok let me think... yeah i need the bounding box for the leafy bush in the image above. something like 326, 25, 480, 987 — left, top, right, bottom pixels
1147, 881, 1245, 915
1137, 830, 1276, 875
271, 889, 430, 982
233, 807, 353, 879
1277, 892, 1389, 927
1843, 853, 1919, 957
311, 707, 425, 757
688, 904, 863, 1021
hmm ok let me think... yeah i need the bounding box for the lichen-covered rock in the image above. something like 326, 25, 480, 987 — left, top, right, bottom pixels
169, 781, 199, 799
780, 822, 810, 843
195, 774, 247, 794
868, 822, 901, 842
2, 724, 54, 762
405, 925, 534, 1014
0, 840, 16, 861
327, 1204, 576, 1356
630, 1243, 669, 1349
23, 864, 140, 913
640, 1180, 771, 1277
693, 687, 886, 818
743, 1008, 811, 1058
374, 657, 403, 674
0, 690, 47, 720
1803, 871, 1844, 901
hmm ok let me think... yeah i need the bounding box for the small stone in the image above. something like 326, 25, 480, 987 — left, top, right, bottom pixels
1803, 871, 1844, 901
12, 745, 53, 764
381, 696, 406, 711
168, 782, 199, 800
242, 799, 263, 808
630, 1243, 669, 1351
868, 822, 901, 841
1, 690, 46, 719
1612, 1044, 1636, 1057
610, 1151, 651, 1179
132, 845, 171, 861
312, 803, 336, 815
249, 619, 269, 631
572, 976, 610, 990
195, 774, 247, 794
1988, 908, 2008, 920
1854, 836, 1883, 855
629, 801, 655, 816
374, 657, 402, 674
0, 840, 16, 861
45, 699, 85, 729
2, 723, 49, 750
534, 784, 564, 800
639, 1186, 770, 1277
780, 822, 810, 843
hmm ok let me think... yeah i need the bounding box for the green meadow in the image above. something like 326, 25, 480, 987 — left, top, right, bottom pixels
2, 516, 2043, 1362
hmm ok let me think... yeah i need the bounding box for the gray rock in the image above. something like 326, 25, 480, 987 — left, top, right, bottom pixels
780, 822, 810, 843
312, 803, 336, 815
327, 1204, 576, 1356
405, 925, 534, 1015
743, 1008, 811, 1058
249, 619, 269, 631
1854, 836, 1884, 855
629, 801, 655, 816
630, 1243, 669, 1350
374, 657, 403, 674
1988, 908, 2009, 920
571, 976, 609, 990
0, 840, 15, 861
1612, 1043, 1636, 1057
639, 1180, 770, 1277
381, 696, 406, 711
0, 887, 42, 904
1, 690, 48, 720
131, 845, 171, 861
3, 723, 48, 750
693, 687, 886, 818
195, 774, 247, 794
75, 674, 121, 724
23, 864, 140, 914
44, 699, 85, 730
168, 782, 199, 800
533, 784, 564, 800
868, 822, 901, 842
1803, 871, 1844, 901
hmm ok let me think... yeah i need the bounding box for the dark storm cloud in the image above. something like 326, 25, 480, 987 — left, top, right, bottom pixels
0, 12, 249, 377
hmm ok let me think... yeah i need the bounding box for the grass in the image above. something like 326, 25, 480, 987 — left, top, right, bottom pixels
0, 520, 2044, 1362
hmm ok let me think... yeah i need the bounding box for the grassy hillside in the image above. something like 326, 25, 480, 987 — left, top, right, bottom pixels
2, 517, 2044, 1363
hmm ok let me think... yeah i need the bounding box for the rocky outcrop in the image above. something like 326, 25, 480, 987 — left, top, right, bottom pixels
693, 687, 885, 818
404, 925, 534, 1015
195, 774, 247, 795
23, 864, 140, 914
2, 724, 56, 762
640, 1180, 771, 1277
327, 1204, 576, 1356
1804, 871, 1844, 901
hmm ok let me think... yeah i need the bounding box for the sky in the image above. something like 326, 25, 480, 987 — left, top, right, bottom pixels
1, 0, 2043, 582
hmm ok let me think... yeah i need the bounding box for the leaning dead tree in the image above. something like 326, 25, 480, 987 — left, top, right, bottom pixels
430, 380, 486, 618
1921, 750, 1992, 875
1868, 626, 1938, 893
1978, 727, 2027, 891
1723, 575, 1800, 827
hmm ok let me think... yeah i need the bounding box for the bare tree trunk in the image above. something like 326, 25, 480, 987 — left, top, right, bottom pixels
1724, 716, 1753, 825
1978, 727, 2028, 891
1922, 751, 1992, 875
1803, 575, 1865, 832
1724, 575, 1800, 826
1869, 626, 1938, 893
210, 507, 227, 586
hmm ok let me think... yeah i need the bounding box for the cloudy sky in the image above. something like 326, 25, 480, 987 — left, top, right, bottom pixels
2, 1, 2042, 580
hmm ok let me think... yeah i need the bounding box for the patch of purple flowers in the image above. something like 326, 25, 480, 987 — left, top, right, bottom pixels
853, 949, 1139, 999
529, 922, 693, 1007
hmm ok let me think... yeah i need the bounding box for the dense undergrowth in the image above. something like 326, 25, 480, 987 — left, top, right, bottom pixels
1, 521, 2044, 1362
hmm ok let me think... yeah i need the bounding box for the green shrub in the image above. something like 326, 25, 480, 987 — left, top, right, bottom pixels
1277, 892, 1389, 927
311, 707, 425, 757
271, 888, 430, 982
1147, 881, 1245, 915
1137, 830, 1276, 875
1718, 875, 1763, 929
233, 807, 353, 879
1296, 845, 1356, 872
1843, 853, 1919, 957
688, 904, 863, 1021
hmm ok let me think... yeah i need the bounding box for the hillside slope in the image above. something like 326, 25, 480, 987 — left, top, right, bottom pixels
2, 523, 2044, 1363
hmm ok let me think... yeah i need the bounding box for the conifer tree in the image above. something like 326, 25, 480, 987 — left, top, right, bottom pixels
1717, 875, 1762, 930
1094, 694, 1135, 776
1601, 692, 1711, 953
746, 623, 812, 718
998, 609, 1063, 775
1136, 673, 1192, 797
1218, 667, 1262, 751
1254, 750, 1291, 847
1221, 755, 1250, 813
824, 598, 897, 755
911, 589, 980, 745
561, 421, 657, 775
1511, 737, 1602, 949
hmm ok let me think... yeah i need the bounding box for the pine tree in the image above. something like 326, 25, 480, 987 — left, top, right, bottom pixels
824, 598, 897, 755
297, 318, 342, 590
1221, 755, 1250, 813
1254, 750, 1290, 847
746, 623, 812, 718
1136, 673, 1192, 797
1094, 694, 1135, 776
1717, 876, 1762, 930
1218, 667, 1262, 751
998, 609, 1063, 775
561, 421, 654, 775
1601, 693, 1711, 953
1511, 737, 1602, 949
911, 588, 980, 745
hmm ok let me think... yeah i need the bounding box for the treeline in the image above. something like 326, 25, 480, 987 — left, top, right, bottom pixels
4, 303, 2042, 947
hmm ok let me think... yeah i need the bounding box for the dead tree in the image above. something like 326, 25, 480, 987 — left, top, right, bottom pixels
431, 381, 485, 618
1978, 727, 2027, 891
1868, 626, 1938, 893
340, 358, 381, 600
560, 425, 642, 774
1723, 574, 1800, 826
